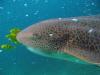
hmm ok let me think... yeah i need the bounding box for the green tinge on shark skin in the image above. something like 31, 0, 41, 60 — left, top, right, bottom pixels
27, 46, 88, 64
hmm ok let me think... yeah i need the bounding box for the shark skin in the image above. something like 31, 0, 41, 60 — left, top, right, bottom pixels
16, 15, 100, 65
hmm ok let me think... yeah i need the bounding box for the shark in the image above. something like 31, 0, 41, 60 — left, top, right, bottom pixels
16, 15, 100, 65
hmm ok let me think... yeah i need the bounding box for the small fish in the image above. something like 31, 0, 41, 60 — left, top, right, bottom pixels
17, 15, 100, 65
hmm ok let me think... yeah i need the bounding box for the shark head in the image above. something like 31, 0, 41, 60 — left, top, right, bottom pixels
16, 18, 87, 63
17, 19, 70, 56
17, 16, 100, 64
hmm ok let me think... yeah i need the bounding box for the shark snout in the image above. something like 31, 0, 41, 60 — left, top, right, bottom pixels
16, 30, 33, 45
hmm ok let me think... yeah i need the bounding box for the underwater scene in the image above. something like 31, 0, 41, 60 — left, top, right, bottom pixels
0, 0, 100, 75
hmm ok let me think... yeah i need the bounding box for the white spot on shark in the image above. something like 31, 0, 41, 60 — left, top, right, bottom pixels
71, 18, 78, 22
49, 34, 53, 37
88, 28, 94, 33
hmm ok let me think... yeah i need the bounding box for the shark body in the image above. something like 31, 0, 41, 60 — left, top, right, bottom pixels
17, 15, 100, 65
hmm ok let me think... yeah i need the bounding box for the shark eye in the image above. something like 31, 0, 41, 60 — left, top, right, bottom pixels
32, 34, 42, 39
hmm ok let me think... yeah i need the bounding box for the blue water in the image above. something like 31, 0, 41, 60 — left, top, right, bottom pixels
0, 0, 100, 75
